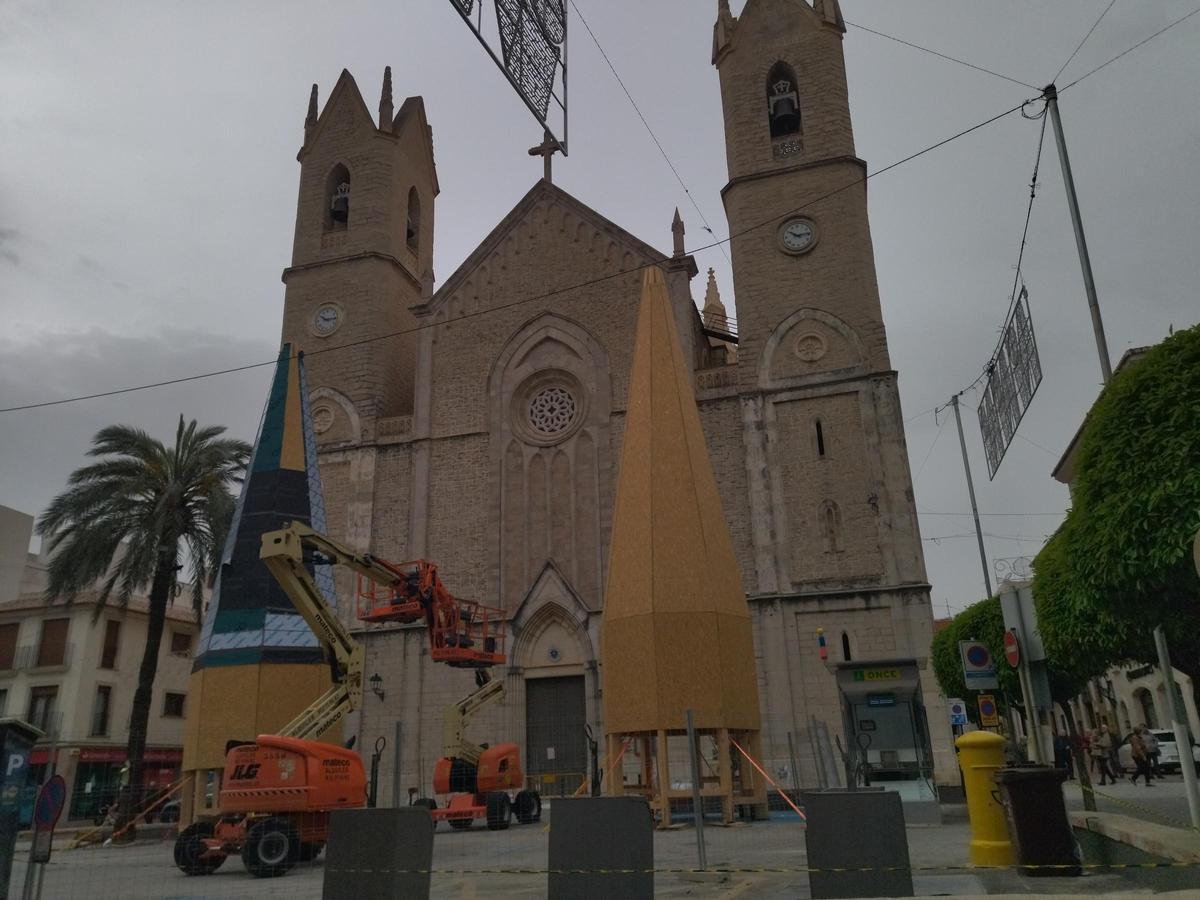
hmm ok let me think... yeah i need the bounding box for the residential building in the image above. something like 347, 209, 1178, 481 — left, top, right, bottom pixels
0, 504, 198, 822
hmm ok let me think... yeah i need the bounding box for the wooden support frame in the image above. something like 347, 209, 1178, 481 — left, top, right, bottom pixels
604, 727, 767, 827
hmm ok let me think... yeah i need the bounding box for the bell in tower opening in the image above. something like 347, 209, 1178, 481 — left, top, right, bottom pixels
325, 162, 351, 229
330, 181, 350, 224
766, 62, 800, 139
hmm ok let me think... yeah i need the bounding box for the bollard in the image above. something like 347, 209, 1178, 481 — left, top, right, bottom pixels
956, 731, 1015, 866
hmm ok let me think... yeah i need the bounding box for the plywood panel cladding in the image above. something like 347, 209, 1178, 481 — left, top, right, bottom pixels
602, 267, 760, 735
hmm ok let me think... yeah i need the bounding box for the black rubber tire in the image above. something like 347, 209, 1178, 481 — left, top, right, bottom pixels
242, 817, 299, 878
173, 821, 225, 876
448, 817, 473, 830
296, 842, 324, 862
485, 792, 511, 831
514, 790, 542, 824
412, 797, 437, 810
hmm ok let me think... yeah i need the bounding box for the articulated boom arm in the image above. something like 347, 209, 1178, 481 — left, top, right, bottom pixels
443, 669, 506, 765
260, 521, 407, 741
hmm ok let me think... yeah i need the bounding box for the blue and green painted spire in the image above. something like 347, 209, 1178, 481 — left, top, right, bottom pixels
193, 344, 335, 669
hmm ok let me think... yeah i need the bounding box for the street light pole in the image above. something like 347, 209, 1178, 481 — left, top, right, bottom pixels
1044, 84, 1113, 384
950, 394, 993, 598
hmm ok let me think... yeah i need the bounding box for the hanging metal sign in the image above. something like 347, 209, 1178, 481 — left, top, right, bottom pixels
977, 285, 1043, 479
448, 0, 568, 153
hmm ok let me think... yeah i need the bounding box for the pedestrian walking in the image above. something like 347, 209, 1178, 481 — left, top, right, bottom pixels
1129, 726, 1155, 786
1091, 725, 1116, 785
1053, 733, 1074, 779
1144, 728, 1163, 777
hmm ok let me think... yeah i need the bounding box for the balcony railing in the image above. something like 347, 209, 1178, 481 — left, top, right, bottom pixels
14, 643, 74, 670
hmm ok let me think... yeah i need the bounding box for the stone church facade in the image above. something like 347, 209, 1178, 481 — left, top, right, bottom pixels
281, 0, 954, 802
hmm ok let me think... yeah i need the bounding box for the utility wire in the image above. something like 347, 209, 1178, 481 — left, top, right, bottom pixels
1052, 0, 1117, 85
912, 415, 948, 487
1061, 5, 1200, 91
0, 96, 1034, 415
844, 19, 1038, 90
919, 509, 1065, 517
4, 6, 1194, 416
568, 0, 730, 261
953, 102, 1049, 397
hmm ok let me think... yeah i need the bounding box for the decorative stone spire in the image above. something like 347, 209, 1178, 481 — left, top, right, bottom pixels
712, 0, 736, 64
702, 267, 728, 329
304, 84, 318, 142
813, 0, 846, 33
671, 208, 685, 257
379, 66, 393, 131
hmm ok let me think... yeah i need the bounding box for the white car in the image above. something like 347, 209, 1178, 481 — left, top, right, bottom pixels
1116, 730, 1200, 774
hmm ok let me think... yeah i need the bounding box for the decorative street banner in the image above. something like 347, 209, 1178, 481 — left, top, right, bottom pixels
977, 285, 1043, 478
448, 0, 568, 153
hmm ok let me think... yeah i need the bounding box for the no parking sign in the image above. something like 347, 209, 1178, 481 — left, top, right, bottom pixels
948, 698, 968, 727
977, 695, 1000, 728
31, 774, 65, 864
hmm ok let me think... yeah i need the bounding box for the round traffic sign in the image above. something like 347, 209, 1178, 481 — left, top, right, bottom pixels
1003, 630, 1020, 667
966, 644, 991, 667
33, 775, 66, 831
979, 696, 997, 717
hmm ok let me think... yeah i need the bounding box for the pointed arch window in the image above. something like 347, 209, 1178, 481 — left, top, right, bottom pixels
820, 500, 842, 553
325, 163, 350, 230
767, 62, 801, 140
406, 187, 421, 252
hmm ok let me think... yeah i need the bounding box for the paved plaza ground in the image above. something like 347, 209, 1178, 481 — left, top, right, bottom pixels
9, 787, 1197, 899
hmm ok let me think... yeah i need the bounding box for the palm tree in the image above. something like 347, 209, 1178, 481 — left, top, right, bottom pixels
37, 416, 250, 831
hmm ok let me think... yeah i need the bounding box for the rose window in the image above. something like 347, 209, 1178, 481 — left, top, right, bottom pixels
528, 386, 577, 436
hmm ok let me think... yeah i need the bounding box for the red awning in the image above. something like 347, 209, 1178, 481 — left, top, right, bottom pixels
29, 749, 50, 765
76, 746, 183, 764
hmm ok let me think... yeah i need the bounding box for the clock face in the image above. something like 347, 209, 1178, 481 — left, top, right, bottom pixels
312, 304, 342, 337
779, 217, 817, 254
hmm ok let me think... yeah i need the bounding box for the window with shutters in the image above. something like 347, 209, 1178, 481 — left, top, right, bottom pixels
169, 631, 191, 657
100, 620, 120, 670
0, 623, 18, 670
37, 618, 69, 667
27, 686, 57, 732
91, 685, 112, 736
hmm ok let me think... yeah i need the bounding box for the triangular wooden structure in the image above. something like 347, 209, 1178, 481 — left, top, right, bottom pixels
602, 267, 766, 823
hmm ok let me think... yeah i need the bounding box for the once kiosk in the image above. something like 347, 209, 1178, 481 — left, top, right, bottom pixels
835, 661, 937, 815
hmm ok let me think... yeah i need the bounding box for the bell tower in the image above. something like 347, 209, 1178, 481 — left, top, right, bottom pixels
280, 68, 438, 429
713, 0, 928, 596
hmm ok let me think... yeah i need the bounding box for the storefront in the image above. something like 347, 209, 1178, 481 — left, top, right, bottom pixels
60, 746, 183, 821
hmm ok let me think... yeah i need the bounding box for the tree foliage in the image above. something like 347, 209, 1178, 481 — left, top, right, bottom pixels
38, 416, 249, 831
930, 596, 1019, 717
1033, 325, 1200, 677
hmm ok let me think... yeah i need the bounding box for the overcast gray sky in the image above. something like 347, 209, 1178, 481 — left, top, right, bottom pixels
2, 1, 1197, 614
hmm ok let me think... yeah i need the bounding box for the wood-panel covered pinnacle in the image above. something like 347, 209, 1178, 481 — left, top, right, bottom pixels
602, 266, 760, 735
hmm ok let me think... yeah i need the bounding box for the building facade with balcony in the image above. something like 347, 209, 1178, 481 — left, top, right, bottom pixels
0, 504, 198, 823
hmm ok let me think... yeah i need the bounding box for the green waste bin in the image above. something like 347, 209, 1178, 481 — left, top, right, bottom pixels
992, 766, 1081, 876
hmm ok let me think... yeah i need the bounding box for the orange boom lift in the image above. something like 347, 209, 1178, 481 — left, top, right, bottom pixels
173, 522, 538, 879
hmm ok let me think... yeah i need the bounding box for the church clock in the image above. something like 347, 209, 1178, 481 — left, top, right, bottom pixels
311, 303, 343, 337
778, 217, 817, 255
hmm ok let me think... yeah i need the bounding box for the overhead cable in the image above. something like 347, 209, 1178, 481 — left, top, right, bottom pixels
0, 97, 1033, 415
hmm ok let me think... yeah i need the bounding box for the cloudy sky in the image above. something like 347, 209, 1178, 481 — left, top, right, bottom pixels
2, 1, 1197, 614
